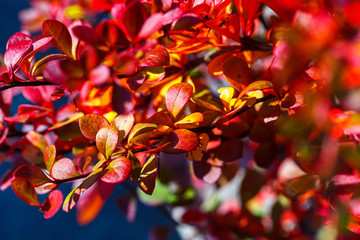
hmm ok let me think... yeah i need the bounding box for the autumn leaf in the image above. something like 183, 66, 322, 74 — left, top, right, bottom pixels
101, 156, 131, 183
96, 125, 120, 159
166, 83, 193, 119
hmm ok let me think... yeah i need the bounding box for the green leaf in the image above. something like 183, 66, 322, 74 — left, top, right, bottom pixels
138, 155, 158, 195
44, 145, 56, 174
11, 177, 40, 207
42, 20, 75, 59
80, 114, 110, 140
165, 83, 193, 119
101, 156, 131, 183
96, 125, 120, 159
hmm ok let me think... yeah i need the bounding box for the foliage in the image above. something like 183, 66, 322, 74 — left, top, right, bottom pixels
1, 0, 360, 238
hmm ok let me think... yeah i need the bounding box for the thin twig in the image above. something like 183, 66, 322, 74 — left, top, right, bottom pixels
0, 81, 56, 92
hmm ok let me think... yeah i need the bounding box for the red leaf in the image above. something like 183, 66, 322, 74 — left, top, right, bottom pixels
112, 2, 148, 41
71, 25, 102, 45
11, 177, 40, 207
79, 114, 110, 140
181, 208, 207, 225
139, 45, 170, 67
165, 83, 193, 119
344, 1, 360, 27
204, 14, 240, 42
42, 20, 75, 59
51, 89, 65, 101
95, 20, 130, 47
76, 156, 92, 174
172, 13, 202, 31
43, 190, 63, 219
4, 32, 33, 75
101, 156, 131, 183
111, 113, 135, 138
136, 13, 164, 41
13, 165, 52, 187
160, 129, 199, 154
138, 155, 157, 195
96, 125, 120, 159
145, 110, 174, 127
52, 158, 81, 180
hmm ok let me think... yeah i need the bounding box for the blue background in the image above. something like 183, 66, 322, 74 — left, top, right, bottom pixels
0, 1, 179, 239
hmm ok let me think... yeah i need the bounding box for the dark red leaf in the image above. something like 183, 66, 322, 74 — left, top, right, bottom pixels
42, 20, 75, 59
11, 177, 40, 207
13, 165, 52, 187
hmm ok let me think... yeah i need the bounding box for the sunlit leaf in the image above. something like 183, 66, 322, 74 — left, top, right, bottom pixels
52, 158, 81, 180
160, 129, 199, 154
79, 114, 110, 140
111, 113, 135, 138
138, 155, 157, 195
174, 112, 204, 129
128, 123, 157, 145
138, 45, 170, 67
166, 83, 193, 119
145, 110, 174, 127
4, 32, 33, 75
101, 156, 131, 183
25, 131, 47, 152
238, 80, 274, 98
96, 125, 120, 159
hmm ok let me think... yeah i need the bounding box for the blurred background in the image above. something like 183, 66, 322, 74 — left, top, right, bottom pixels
0, 1, 179, 239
